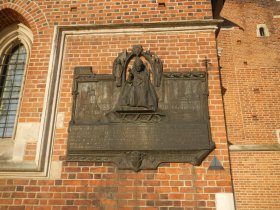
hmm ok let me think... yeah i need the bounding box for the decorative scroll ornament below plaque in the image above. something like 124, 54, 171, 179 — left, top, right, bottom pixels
125, 151, 146, 172
67, 45, 215, 171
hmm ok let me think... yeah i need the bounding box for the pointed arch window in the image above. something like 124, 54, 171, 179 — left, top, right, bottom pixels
0, 23, 33, 141
0, 43, 27, 138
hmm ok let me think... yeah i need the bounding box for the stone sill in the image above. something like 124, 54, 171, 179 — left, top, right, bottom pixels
229, 144, 280, 151
0, 161, 49, 178
0, 160, 38, 171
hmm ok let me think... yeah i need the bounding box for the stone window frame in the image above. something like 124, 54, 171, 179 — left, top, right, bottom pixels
256, 24, 270, 37
0, 23, 42, 175
0, 40, 27, 139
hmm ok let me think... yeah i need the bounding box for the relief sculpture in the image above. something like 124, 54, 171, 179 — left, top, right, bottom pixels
116, 57, 158, 112
67, 45, 215, 172
107, 45, 164, 123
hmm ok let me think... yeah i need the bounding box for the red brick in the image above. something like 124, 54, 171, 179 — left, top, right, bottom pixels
0, 1, 235, 210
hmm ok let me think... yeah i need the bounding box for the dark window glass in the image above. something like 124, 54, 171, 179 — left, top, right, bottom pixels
0, 43, 26, 138
259, 27, 265, 37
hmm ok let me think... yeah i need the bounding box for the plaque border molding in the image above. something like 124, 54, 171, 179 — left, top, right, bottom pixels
0, 20, 221, 177
67, 65, 215, 171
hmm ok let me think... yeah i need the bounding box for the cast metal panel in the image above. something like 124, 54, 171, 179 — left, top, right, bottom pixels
67, 46, 214, 171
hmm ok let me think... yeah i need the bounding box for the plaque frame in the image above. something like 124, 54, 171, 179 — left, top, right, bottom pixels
67, 66, 215, 171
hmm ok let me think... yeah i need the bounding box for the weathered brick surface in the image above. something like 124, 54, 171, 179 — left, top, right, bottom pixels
218, 0, 280, 209
230, 152, 280, 210
0, 8, 31, 31
64, 32, 217, 72
0, 162, 232, 209
0, 0, 233, 209
218, 0, 280, 145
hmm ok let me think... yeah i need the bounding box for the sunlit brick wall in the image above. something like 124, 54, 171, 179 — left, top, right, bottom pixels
218, 0, 280, 209
0, 0, 234, 209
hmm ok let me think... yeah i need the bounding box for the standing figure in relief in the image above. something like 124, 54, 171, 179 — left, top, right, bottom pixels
113, 58, 124, 87
117, 57, 158, 112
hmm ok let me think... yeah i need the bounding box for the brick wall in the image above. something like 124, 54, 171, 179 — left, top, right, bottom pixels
230, 152, 280, 210
52, 30, 231, 209
218, 0, 280, 209
0, 0, 214, 127
0, 0, 234, 209
0, 162, 232, 209
218, 0, 280, 145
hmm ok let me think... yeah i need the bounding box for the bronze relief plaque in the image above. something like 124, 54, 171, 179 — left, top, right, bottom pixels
67, 45, 215, 171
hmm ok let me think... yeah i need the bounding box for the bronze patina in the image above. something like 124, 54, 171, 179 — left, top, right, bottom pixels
67, 45, 215, 171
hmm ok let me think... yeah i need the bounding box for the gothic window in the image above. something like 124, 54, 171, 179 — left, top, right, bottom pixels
0, 43, 26, 138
